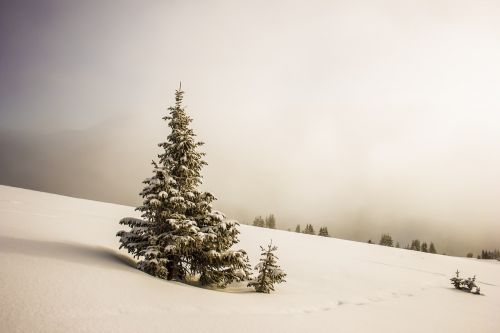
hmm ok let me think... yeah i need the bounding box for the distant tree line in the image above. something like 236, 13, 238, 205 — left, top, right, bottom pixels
463, 249, 499, 259
478, 249, 500, 260
293, 224, 329, 237
252, 214, 276, 229
371, 233, 437, 254
458, 249, 500, 259
252, 219, 330, 237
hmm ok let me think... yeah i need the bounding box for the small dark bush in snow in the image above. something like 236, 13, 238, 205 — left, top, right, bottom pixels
450, 270, 481, 295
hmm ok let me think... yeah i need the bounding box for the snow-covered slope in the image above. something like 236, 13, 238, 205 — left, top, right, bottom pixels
1, 185, 499, 333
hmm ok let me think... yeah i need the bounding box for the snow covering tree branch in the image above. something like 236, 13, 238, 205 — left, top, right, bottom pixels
248, 241, 286, 293
117, 85, 250, 287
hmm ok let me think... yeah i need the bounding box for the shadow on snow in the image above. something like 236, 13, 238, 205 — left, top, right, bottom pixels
0, 236, 136, 271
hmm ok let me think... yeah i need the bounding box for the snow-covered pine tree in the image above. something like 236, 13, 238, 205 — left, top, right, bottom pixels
117, 86, 203, 280
135, 85, 208, 281
190, 192, 251, 287
295, 224, 301, 233
117, 161, 177, 278
248, 241, 286, 293
450, 270, 481, 294
450, 270, 462, 289
118, 84, 249, 285
318, 227, 329, 237
162, 85, 250, 287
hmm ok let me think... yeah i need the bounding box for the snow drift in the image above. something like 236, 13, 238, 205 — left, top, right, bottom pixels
0, 185, 499, 332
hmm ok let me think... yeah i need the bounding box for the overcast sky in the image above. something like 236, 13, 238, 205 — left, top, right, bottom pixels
1, 0, 500, 255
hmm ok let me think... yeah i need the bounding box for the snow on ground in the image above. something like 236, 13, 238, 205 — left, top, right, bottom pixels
0, 185, 499, 333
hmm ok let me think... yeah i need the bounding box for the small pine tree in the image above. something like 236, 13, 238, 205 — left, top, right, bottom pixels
253, 216, 265, 227
421, 242, 428, 252
192, 207, 252, 287
303, 224, 315, 235
450, 270, 462, 289
429, 242, 436, 254
379, 234, 393, 247
368, 239, 372, 244
450, 270, 481, 294
248, 241, 286, 293
295, 224, 301, 233
410, 239, 421, 251
265, 214, 276, 229
318, 227, 329, 237
395, 242, 400, 248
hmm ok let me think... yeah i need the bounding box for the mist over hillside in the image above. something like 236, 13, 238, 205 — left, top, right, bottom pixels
1, 118, 498, 256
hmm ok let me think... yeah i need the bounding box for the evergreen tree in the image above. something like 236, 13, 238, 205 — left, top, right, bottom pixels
155, 85, 208, 280
479, 249, 500, 259
303, 224, 315, 235
191, 200, 251, 287
450, 270, 462, 289
118, 85, 250, 286
295, 224, 301, 233
450, 270, 481, 294
248, 241, 286, 293
318, 227, 329, 237
421, 242, 428, 252
429, 242, 436, 254
395, 242, 400, 248
379, 234, 393, 247
265, 214, 276, 229
117, 161, 171, 277
118, 157, 198, 281
410, 239, 421, 251
368, 239, 373, 244
253, 216, 265, 227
